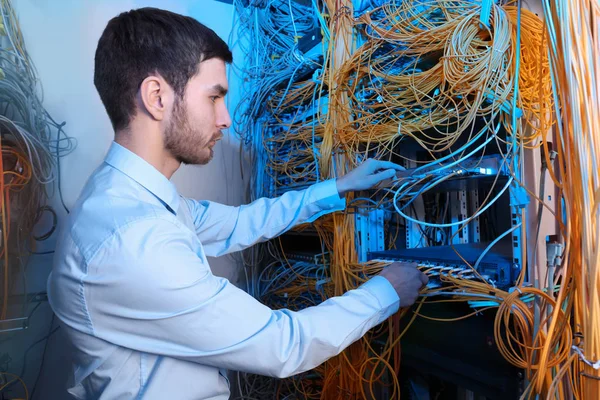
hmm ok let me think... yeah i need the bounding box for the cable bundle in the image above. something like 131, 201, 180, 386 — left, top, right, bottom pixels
533, 0, 600, 398
0, 0, 75, 398
233, 0, 326, 200
234, 0, 319, 144
332, 1, 552, 164
234, 0, 593, 399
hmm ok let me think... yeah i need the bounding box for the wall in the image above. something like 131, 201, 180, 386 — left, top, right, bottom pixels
5, 1, 248, 398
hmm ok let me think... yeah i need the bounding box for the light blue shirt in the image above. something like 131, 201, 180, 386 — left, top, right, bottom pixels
48, 142, 400, 400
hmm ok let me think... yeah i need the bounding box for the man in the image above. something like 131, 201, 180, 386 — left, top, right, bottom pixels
48, 7, 427, 400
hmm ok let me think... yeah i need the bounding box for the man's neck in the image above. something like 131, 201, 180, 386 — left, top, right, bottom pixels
115, 126, 180, 179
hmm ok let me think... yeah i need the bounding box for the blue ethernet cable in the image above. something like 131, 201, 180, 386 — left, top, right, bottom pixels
393, 176, 514, 228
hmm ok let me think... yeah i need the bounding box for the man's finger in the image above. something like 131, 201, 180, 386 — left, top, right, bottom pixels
374, 160, 405, 171
372, 169, 396, 183
419, 272, 429, 285
365, 158, 381, 173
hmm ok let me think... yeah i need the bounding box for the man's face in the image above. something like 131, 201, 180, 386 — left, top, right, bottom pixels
164, 58, 231, 165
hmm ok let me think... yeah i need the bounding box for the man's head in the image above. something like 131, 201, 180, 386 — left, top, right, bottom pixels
94, 7, 232, 165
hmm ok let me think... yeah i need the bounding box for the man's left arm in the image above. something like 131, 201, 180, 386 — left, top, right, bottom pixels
185, 159, 403, 257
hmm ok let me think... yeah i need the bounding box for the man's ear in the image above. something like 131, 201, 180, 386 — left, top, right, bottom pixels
138, 75, 174, 122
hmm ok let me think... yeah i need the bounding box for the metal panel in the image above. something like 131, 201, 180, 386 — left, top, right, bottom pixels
356, 208, 385, 262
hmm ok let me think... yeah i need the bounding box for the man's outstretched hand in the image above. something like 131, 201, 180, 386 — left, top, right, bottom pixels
336, 159, 404, 196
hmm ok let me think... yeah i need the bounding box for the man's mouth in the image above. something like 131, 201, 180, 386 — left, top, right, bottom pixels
209, 133, 223, 146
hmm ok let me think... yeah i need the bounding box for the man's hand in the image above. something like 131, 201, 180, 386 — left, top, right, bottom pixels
378, 262, 428, 308
336, 159, 404, 196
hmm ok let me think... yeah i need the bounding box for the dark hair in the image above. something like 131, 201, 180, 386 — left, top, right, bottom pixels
94, 7, 233, 131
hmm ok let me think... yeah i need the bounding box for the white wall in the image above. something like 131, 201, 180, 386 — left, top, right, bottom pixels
8, 1, 248, 398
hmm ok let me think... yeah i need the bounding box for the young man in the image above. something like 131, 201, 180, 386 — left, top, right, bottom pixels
48, 7, 427, 399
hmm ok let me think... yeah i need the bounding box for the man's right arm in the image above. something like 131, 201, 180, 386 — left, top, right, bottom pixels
80, 217, 402, 378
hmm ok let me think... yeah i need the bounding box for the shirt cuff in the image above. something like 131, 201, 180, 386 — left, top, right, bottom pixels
308, 179, 346, 210
303, 180, 346, 223
359, 276, 400, 322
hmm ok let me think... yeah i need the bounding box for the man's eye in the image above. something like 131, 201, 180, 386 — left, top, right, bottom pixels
210, 96, 219, 103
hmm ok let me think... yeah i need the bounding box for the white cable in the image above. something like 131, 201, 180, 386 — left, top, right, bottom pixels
572, 346, 600, 370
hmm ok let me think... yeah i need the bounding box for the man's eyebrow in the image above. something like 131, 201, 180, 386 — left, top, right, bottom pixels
211, 84, 228, 96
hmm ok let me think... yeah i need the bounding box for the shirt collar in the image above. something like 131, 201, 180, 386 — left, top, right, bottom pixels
104, 142, 180, 214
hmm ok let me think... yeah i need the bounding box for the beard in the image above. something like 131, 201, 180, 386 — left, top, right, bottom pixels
164, 97, 219, 165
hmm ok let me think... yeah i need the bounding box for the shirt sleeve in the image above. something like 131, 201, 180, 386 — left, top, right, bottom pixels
180, 179, 346, 257
85, 216, 399, 379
